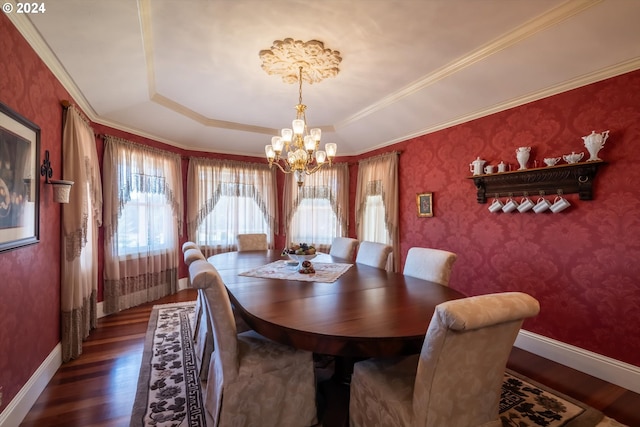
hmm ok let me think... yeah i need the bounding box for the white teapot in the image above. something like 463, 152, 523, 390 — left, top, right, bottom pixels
582, 130, 609, 161
469, 157, 486, 176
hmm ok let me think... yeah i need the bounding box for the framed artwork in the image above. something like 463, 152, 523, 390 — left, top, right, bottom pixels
417, 192, 433, 217
0, 102, 40, 252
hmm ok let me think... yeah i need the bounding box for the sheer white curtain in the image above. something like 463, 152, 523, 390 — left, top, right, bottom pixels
186, 157, 278, 258
282, 163, 349, 253
60, 106, 103, 362
102, 136, 183, 314
355, 152, 399, 271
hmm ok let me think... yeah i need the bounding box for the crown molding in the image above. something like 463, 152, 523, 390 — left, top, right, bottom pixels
5, 4, 98, 121
337, 0, 603, 129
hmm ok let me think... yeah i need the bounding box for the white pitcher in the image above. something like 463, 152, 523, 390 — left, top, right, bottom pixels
515, 147, 531, 170
582, 130, 609, 161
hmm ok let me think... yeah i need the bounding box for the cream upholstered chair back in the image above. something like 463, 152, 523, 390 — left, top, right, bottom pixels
349, 292, 540, 427
403, 247, 458, 286
182, 241, 198, 252
186, 251, 215, 380
189, 260, 238, 397
189, 259, 318, 426
189, 260, 239, 374
329, 237, 359, 261
188, 250, 248, 380
183, 247, 205, 266
237, 233, 268, 251
355, 241, 393, 270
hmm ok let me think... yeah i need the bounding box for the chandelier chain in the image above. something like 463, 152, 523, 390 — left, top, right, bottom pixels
298, 67, 303, 106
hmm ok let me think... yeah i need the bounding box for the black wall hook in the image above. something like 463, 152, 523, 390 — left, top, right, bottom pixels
40, 149, 53, 184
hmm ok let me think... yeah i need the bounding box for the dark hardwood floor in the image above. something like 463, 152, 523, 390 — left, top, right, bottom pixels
19, 289, 640, 427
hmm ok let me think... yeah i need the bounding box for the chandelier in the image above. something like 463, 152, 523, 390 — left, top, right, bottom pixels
259, 39, 341, 186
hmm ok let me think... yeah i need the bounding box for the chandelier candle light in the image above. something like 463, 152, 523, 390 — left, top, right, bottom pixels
260, 39, 341, 186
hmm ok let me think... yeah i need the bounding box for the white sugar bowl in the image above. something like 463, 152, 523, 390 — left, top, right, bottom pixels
562, 151, 584, 164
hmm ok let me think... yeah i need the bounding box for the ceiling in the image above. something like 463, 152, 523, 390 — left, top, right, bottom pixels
8, 0, 640, 157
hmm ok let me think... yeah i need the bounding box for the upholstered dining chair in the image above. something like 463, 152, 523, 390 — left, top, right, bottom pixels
403, 247, 458, 287
184, 247, 205, 266
349, 292, 540, 427
189, 259, 318, 427
329, 237, 359, 261
181, 244, 214, 379
355, 241, 393, 270
183, 246, 205, 328
237, 233, 268, 251
182, 240, 199, 252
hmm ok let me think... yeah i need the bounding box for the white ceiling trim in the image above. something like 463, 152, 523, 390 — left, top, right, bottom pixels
5, 3, 98, 120
335, 0, 601, 130
360, 56, 640, 155
150, 92, 277, 134
138, 0, 156, 102
139, 0, 278, 136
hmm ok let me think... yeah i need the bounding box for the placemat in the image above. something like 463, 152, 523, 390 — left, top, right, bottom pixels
239, 259, 352, 283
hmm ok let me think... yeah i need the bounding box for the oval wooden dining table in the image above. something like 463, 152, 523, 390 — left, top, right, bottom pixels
207, 250, 466, 359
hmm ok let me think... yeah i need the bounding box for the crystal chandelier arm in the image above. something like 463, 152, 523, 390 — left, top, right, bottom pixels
268, 159, 294, 174
304, 157, 333, 175
304, 164, 323, 175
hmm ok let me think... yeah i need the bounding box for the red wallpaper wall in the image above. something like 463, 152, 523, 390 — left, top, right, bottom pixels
1, 10, 639, 414
0, 13, 68, 412
360, 69, 640, 366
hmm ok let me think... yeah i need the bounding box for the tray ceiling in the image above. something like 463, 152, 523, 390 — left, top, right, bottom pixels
8, 0, 640, 156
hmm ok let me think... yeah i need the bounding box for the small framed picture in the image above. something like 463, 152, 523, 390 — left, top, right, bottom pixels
417, 192, 433, 217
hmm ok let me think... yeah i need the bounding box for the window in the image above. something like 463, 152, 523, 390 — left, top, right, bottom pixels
117, 185, 174, 256
289, 191, 338, 246
361, 193, 389, 244
186, 158, 278, 257
355, 152, 399, 271
196, 183, 269, 247
283, 164, 349, 252
102, 135, 183, 313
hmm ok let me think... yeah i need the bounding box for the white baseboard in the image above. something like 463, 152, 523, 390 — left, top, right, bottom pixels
515, 329, 640, 394
0, 343, 62, 427
2, 280, 192, 424
97, 300, 105, 319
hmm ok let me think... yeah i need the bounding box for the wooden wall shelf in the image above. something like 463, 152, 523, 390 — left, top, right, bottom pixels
467, 161, 605, 204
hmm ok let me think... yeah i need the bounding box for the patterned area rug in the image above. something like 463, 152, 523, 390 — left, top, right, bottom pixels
501, 370, 604, 427
130, 302, 625, 427
130, 302, 205, 427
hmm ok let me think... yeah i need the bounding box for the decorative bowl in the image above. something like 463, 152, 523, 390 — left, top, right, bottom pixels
288, 253, 317, 263
543, 157, 561, 167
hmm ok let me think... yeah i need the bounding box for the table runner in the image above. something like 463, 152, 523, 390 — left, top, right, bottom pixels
239, 259, 352, 283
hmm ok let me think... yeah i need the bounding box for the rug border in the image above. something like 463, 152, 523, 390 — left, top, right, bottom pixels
152, 301, 197, 309
506, 368, 604, 427
129, 301, 198, 427
129, 303, 163, 427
